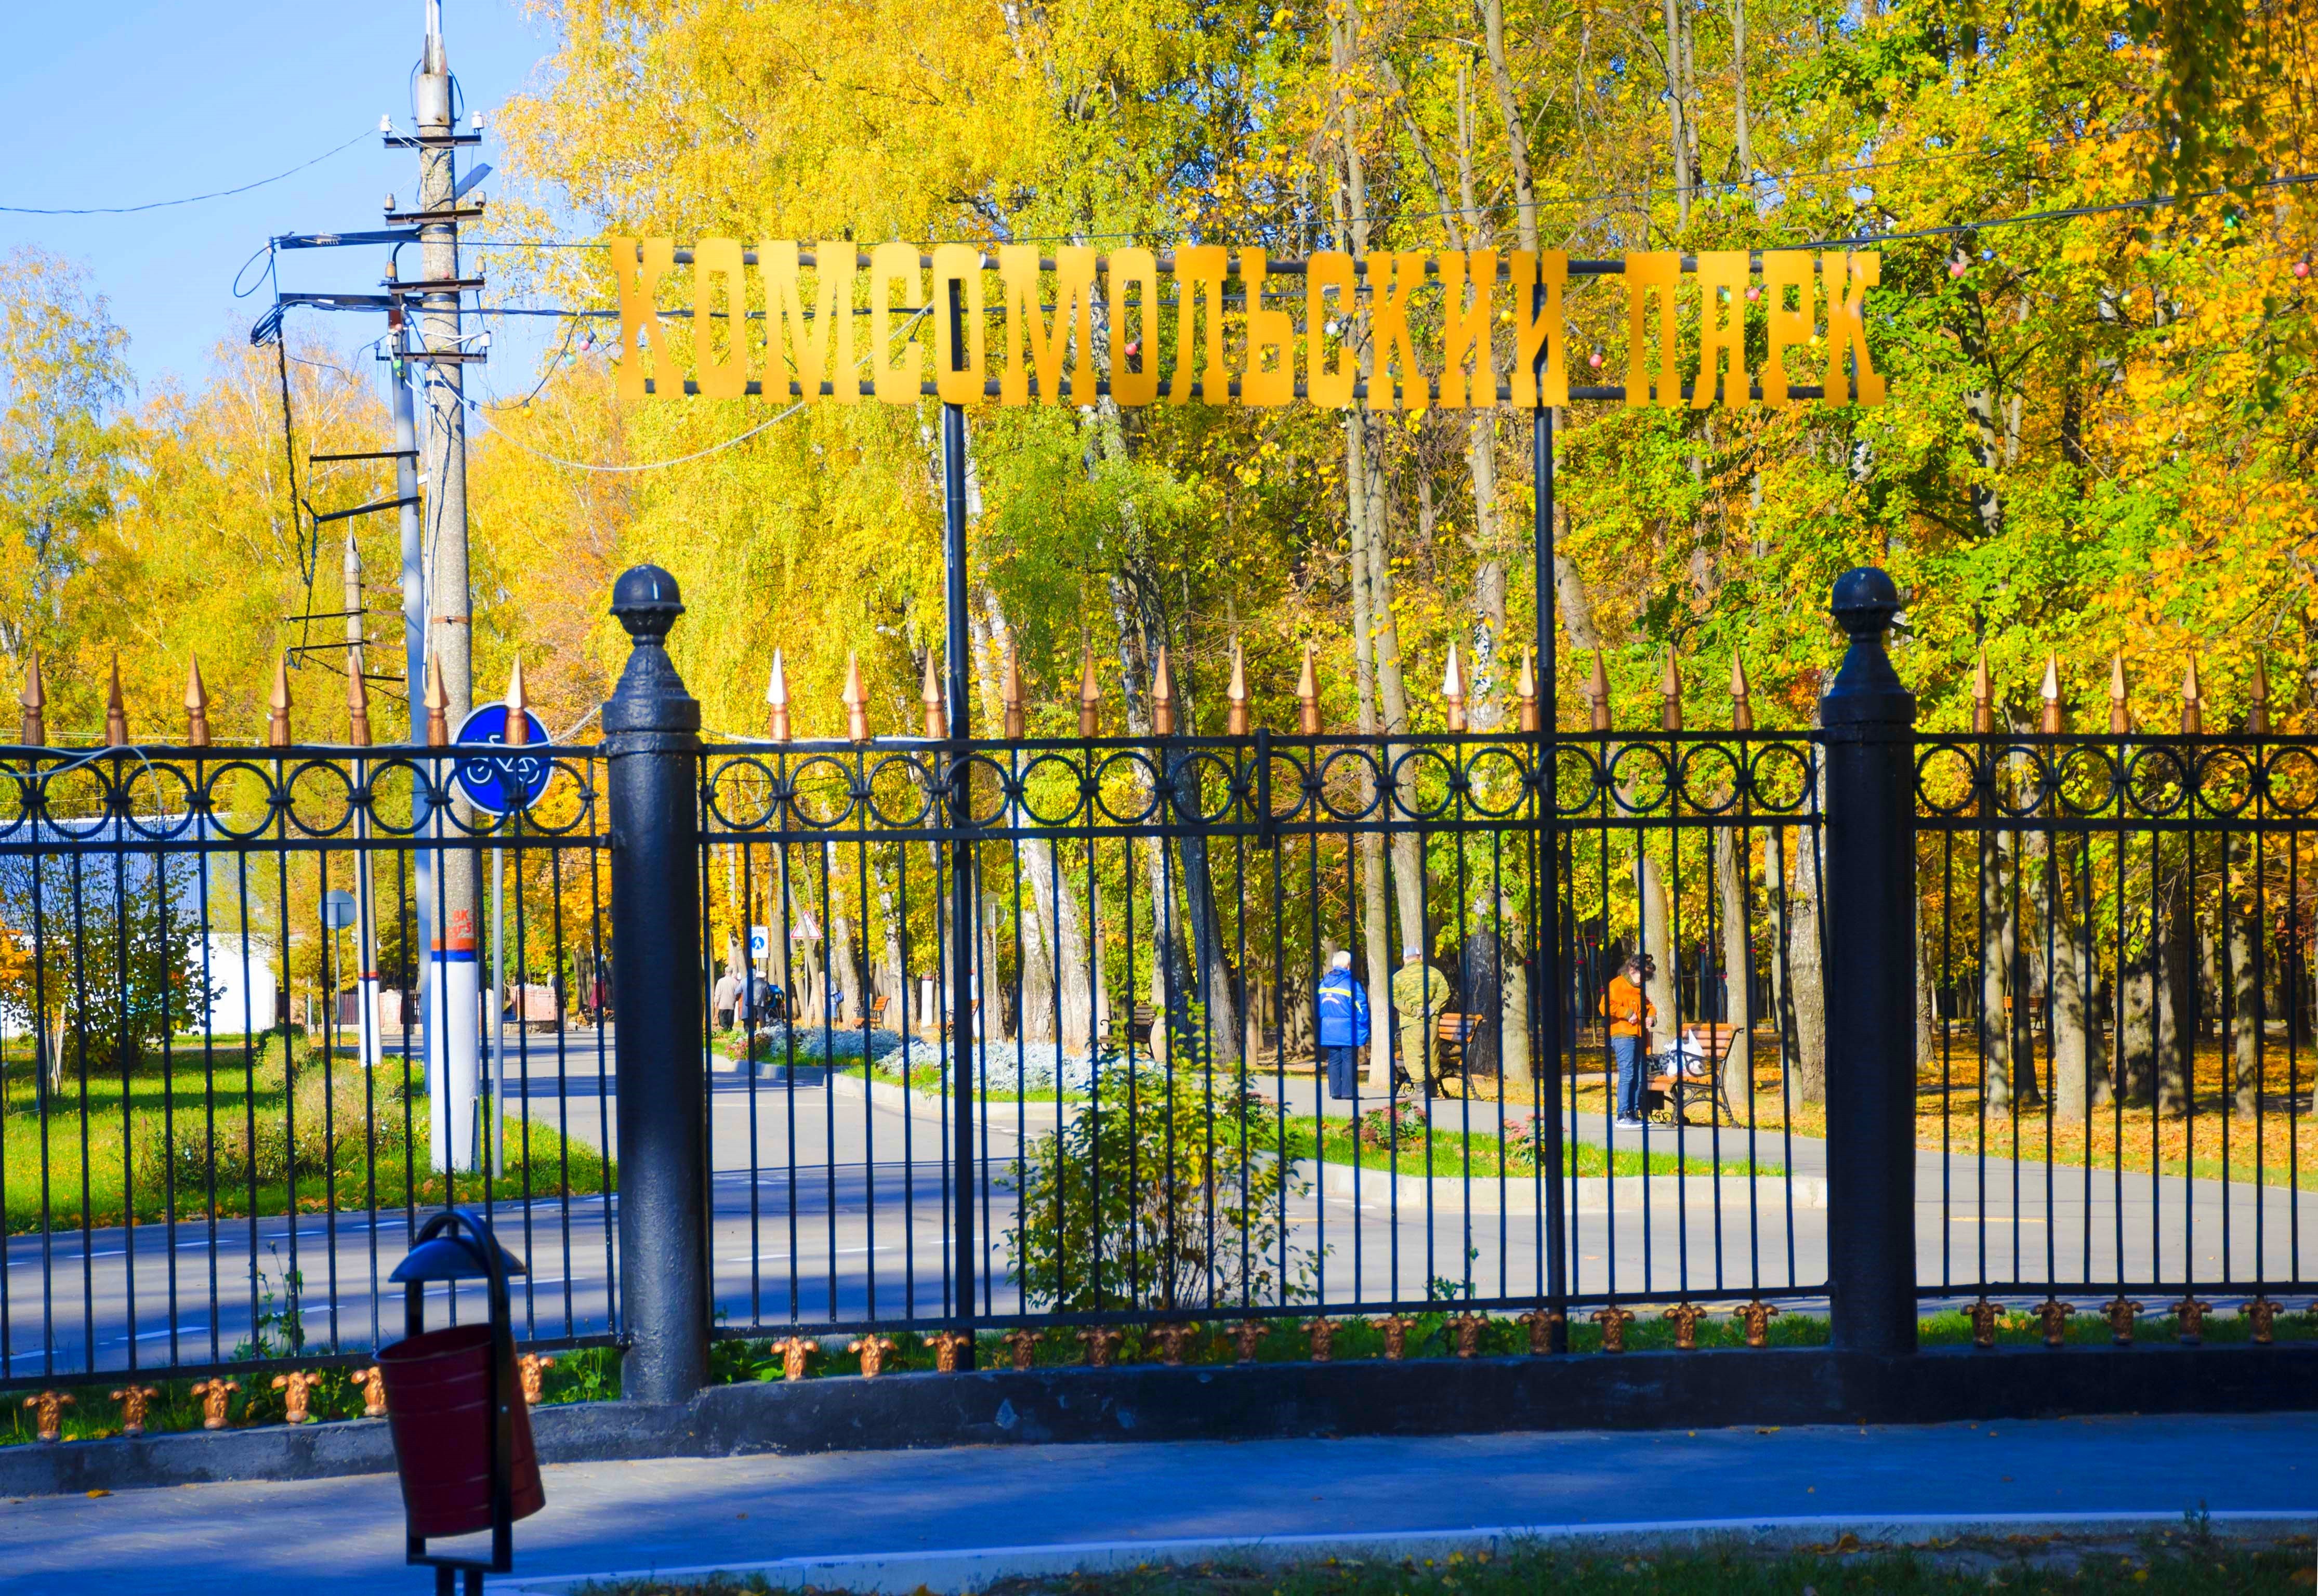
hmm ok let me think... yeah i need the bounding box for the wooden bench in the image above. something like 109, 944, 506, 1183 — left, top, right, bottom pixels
1103, 1002, 1157, 1053
1647, 1023, 1743, 1124
867, 993, 889, 1029
1430, 1011, 1481, 1082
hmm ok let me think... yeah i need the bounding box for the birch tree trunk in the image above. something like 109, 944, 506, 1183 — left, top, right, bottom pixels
1787, 826, 1829, 1105
1717, 827, 1755, 1116
2227, 833, 2259, 1115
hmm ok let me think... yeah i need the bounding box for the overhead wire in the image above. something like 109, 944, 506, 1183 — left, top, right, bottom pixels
0, 128, 373, 216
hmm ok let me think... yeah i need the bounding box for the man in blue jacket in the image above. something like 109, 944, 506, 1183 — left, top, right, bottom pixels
1316, 948, 1371, 1101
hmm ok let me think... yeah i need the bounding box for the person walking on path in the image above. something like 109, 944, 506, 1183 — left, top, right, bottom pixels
1601, 952, 1656, 1127
1317, 949, 1371, 1101
1390, 945, 1447, 1090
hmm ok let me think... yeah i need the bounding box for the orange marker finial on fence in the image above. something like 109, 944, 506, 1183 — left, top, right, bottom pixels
1151, 645, 1175, 736
764, 650, 791, 743
1000, 639, 1024, 740
2108, 650, 2131, 735
2180, 656, 2203, 736
502, 658, 530, 748
266, 654, 292, 749
1658, 649, 1681, 732
842, 651, 870, 744
921, 650, 947, 740
1226, 639, 1249, 736
424, 652, 450, 747
1441, 642, 1466, 733
104, 654, 128, 747
1077, 648, 1102, 737
16, 654, 42, 747
347, 653, 373, 748
1517, 648, 1539, 733
2248, 656, 2270, 735
1729, 651, 1753, 732
1296, 641, 1321, 735
2039, 654, 2063, 735
183, 656, 211, 747
1587, 649, 1611, 732
1971, 646, 1994, 734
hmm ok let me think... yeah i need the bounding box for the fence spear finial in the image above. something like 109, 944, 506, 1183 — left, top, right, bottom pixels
2108, 649, 2132, 735
842, 651, 870, 743
183, 655, 210, 747
764, 649, 791, 743
2249, 655, 2270, 735
999, 638, 1024, 740
1296, 641, 1321, 735
105, 653, 128, 747
2180, 655, 2203, 736
347, 651, 373, 748
1441, 642, 1466, 733
18, 652, 43, 746
424, 650, 450, 746
1729, 651, 1753, 732
1517, 648, 1539, 733
1226, 638, 1249, 736
266, 653, 292, 748
1077, 647, 1102, 737
1658, 649, 1681, 732
921, 650, 946, 740
1151, 645, 1175, 736
501, 657, 530, 748
1971, 645, 1994, 734
1587, 648, 1611, 732
2038, 653, 2063, 734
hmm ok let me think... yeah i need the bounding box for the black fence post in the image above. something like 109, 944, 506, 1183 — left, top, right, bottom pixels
604, 564, 709, 1403
1819, 566, 1919, 1357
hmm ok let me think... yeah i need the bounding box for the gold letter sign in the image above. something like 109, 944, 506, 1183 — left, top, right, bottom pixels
612, 242, 1885, 410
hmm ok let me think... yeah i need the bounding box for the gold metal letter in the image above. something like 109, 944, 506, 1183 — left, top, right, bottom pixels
611, 236, 679, 402
691, 238, 747, 399
931, 243, 985, 406
1305, 252, 1358, 409
1508, 249, 1569, 408
1240, 249, 1293, 407
999, 244, 1096, 405
761, 240, 856, 403
1107, 248, 1161, 406
1437, 249, 1495, 410
1823, 251, 1885, 405
1761, 250, 1814, 408
1364, 250, 1429, 410
1168, 245, 1231, 403
871, 241, 924, 404
1693, 250, 1748, 407
1623, 252, 1682, 407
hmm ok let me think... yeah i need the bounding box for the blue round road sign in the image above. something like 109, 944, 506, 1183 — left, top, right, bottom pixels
453, 704, 553, 815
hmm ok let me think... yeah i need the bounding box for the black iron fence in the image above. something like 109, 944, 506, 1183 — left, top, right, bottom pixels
1, 565, 2311, 1402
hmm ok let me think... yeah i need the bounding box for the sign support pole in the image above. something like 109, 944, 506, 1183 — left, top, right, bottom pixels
939, 276, 980, 1357
1532, 371, 1570, 1352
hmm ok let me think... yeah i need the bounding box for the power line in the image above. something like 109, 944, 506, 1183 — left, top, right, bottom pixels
0, 128, 372, 216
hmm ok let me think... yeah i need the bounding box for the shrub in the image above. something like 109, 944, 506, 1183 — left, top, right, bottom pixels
1005, 1071, 1322, 1313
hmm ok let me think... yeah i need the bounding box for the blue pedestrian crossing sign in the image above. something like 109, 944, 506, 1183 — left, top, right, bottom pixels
453, 704, 553, 815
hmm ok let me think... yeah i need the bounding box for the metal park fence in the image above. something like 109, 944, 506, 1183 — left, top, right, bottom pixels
0, 563, 2311, 1404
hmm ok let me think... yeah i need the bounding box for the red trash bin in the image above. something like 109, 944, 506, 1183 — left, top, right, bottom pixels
377, 1323, 545, 1537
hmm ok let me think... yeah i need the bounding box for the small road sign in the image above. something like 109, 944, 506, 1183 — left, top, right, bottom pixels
453, 705, 552, 815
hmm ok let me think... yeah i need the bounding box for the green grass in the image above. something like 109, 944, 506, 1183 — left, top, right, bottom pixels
1274, 1113, 1775, 1181
0, 1034, 612, 1233
580, 1541, 2317, 1595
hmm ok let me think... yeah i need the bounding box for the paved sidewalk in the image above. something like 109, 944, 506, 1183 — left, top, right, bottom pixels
1, 1413, 2309, 1594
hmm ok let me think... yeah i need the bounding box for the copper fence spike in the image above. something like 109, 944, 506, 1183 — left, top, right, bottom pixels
2248, 655, 2270, 735
502, 656, 530, 748
347, 653, 373, 749
2108, 650, 2131, 735
423, 651, 450, 747
842, 650, 870, 744
105, 653, 128, 747
1658, 649, 1681, 732
2039, 653, 2062, 735
2180, 654, 2203, 736
1000, 637, 1024, 740
1077, 647, 1102, 737
921, 649, 947, 741
183, 655, 212, 747
266, 653, 292, 749
1296, 641, 1321, 735
1516, 647, 1539, 733
17, 651, 44, 747
1587, 648, 1610, 732
1226, 638, 1249, 736
1971, 645, 1994, 734
1151, 645, 1175, 736
1729, 650, 1753, 732
1441, 642, 1466, 733
764, 649, 791, 743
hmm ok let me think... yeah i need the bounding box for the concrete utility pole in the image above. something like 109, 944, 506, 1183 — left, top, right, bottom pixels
409, 0, 483, 1170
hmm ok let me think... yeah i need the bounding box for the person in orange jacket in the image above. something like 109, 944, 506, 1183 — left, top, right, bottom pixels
1600, 953, 1657, 1127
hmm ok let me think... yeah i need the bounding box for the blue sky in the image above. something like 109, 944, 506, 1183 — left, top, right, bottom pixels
0, 2, 559, 396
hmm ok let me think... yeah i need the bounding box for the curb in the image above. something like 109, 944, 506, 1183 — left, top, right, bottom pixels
491, 1511, 2318, 1593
